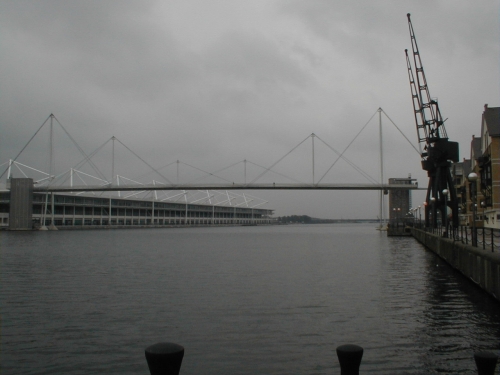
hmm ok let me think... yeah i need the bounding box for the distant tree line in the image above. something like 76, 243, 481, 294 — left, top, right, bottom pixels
276, 215, 379, 224
277, 215, 313, 223
277, 215, 335, 224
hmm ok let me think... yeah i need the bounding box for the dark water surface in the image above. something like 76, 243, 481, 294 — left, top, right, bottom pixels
1, 224, 499, 374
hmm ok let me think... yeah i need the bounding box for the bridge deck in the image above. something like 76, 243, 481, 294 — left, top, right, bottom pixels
33, 183, 419, 193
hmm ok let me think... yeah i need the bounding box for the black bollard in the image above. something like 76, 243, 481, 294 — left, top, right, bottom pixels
336, 344, 363, 375
474, 351, 498, 375
145, 342, 185, 375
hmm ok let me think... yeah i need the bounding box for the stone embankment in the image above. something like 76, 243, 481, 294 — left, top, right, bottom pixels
412, 228, 500, 302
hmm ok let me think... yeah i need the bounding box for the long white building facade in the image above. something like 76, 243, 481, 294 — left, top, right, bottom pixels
1, 178, 275, 230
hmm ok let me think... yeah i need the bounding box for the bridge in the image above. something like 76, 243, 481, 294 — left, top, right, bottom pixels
4, 110, 420, 194
34, 182, 417, 193
1, 109, 422, 230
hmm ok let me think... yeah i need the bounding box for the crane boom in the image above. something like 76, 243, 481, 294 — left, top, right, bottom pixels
405, 13, 459, 232
406, 14, 449, 143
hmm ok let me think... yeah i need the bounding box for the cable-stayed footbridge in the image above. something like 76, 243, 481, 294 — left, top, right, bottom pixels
2, 109, 420, 197
1, 108, 422, 231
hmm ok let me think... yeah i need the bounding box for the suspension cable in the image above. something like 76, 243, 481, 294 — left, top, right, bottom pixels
183, 160, 244, 185
56, 137, 114, 187
114, 138, 174, 185
317, 110, 379, 184
0, 114, 52, 179
380, 109, 420, 155
246, 160, 304, 184
53, 115, 108, 182
249, 134, 311, 184
179, 161, 234, 184
315, 135, 378, 184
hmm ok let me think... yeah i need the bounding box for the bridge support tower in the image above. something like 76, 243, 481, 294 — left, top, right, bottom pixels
8, 178, 33, 230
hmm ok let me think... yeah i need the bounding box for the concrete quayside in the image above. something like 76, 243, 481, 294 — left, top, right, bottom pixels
411, 227, 500, 303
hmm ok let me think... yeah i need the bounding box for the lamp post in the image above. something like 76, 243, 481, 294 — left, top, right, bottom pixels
423, 201, 428, 228
430, 197, 436, 231
442, 189, 449, 238
418, 205, 421, 227
468, 172, 478, 246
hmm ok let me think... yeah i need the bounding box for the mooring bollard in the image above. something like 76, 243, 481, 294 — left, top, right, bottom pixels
336, 344, 363, 375
474, 351, 498, 375
145, 342, 184, 375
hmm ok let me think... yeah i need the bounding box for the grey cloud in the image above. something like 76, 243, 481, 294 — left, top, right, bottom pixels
1, 0, 497, 218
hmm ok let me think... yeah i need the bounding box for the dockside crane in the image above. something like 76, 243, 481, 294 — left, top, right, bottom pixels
405, 13, 459, 230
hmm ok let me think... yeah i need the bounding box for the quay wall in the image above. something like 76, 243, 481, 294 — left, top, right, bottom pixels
412, 228, 500, 302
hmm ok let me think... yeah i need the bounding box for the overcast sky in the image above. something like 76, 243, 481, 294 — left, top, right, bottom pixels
1, 1, 499, 219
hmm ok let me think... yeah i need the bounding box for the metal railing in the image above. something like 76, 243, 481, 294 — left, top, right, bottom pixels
404, 220, 500, 253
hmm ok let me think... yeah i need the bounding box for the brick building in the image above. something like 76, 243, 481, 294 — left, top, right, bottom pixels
453, 105, 500, 229
478, 105, 500, 228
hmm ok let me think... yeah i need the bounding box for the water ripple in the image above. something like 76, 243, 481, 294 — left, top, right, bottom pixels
1, 225, 499, 375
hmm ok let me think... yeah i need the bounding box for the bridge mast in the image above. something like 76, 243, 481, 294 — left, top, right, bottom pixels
378, 108, 385, 227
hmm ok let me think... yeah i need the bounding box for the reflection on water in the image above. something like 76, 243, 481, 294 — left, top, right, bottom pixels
1, 225, 499, 375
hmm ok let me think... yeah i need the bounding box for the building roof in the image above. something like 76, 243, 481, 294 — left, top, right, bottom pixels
483, 106, 500, 137
471, 136, 482, 160
452, 161, 464, 176
462, 159, 472, 176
